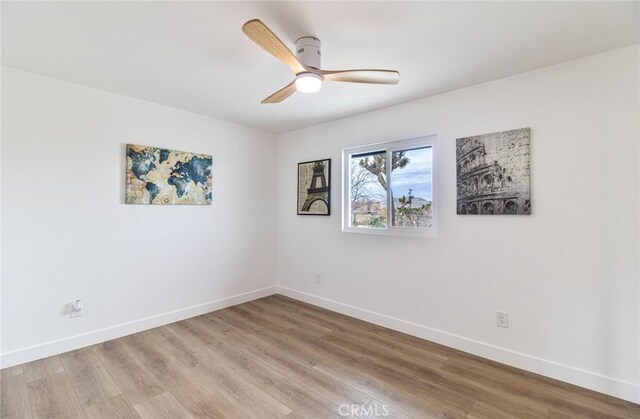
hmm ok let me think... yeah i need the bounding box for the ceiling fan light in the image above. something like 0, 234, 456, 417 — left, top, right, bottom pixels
295, 73, 322, 93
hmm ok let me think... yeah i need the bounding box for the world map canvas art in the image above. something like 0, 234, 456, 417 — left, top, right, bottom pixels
126, 144, 212, 205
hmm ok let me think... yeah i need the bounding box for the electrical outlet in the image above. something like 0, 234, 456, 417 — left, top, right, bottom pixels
497, 311, 508, 328
315, 273, 321, 284
70, 299, 83, 318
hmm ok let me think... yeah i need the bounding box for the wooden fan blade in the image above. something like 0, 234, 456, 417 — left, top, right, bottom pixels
262, 80, 297, 104
242, 19, 307, 74
317, 69, 399, 84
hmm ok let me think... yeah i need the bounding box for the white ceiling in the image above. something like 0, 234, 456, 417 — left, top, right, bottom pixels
2, 1, 638, 133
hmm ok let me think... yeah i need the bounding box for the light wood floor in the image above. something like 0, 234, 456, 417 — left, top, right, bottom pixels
1, 295, 638, 418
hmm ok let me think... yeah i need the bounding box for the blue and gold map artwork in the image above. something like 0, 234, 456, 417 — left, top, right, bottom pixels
126, 144, 212, 205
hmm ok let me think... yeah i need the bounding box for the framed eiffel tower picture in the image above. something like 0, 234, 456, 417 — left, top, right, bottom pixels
297, 159, 331, 216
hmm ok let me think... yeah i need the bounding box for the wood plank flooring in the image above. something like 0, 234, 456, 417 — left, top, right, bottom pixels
1, 295, 638, 418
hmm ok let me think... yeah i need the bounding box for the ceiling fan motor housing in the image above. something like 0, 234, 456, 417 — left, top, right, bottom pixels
295, 36, 321, 69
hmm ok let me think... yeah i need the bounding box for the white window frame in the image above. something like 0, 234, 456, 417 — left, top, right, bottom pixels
342, 135, 438, 238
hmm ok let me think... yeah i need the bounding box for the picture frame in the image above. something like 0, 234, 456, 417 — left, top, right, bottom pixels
297, 159, 331, 216
456, 127, 530, 215
126, 144, 212, 205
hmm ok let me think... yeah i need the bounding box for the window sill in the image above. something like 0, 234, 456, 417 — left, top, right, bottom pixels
341, 226, 437, 239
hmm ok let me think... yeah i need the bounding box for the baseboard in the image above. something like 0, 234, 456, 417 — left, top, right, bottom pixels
1, 286, 277, 369
4, 284, 637, 404
277, 286, 640, 404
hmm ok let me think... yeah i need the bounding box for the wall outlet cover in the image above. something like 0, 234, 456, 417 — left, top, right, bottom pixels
497, 311, 508, 328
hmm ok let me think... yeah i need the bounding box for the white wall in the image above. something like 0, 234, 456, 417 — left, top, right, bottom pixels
276, 46, 640, 402
0, 64, 4, 368
1, 67, 278, 366
2, 46, 638, 403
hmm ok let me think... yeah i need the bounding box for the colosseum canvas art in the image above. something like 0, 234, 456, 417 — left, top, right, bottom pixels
456, 128, 530, 215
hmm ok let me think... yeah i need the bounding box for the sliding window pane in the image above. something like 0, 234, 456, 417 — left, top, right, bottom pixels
350, 151, 387, 228
390, 147, 433, 228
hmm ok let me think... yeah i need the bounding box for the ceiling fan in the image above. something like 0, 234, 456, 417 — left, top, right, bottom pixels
242, 19, 400, 103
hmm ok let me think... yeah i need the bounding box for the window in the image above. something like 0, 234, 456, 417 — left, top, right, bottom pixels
342, 136, 437, 237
